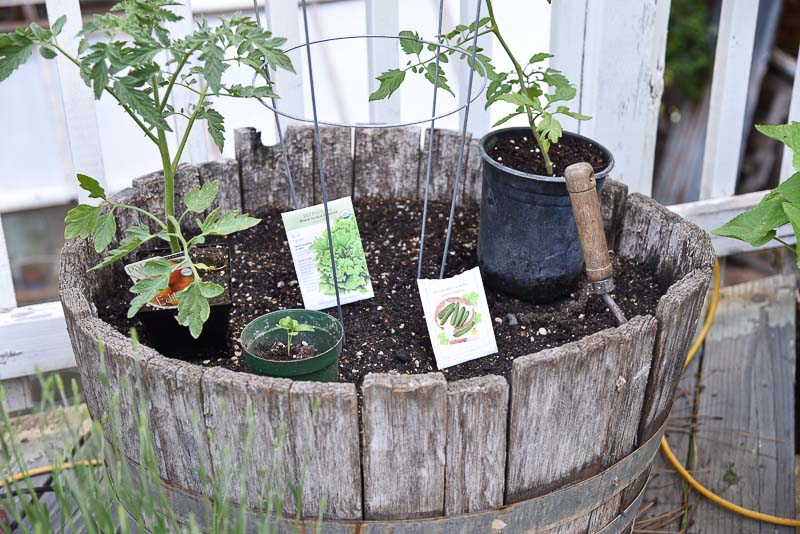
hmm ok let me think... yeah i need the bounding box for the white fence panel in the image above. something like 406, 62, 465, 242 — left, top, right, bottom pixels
550, 0, 670, 196
699, 0, 759, 200
45, 0, 106, 202
265, 0, 305, 129
458, 0, 491, 138
168, 0, 209, 163
0, 214, 16, 310
365, 0, 400, 125
780, 47, 800, 179
0, 301, 72, 381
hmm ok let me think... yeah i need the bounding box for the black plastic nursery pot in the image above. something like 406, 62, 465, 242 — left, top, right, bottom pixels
136, 244, 231, 359
241, 309, 344, 382
477, 127, 614, 303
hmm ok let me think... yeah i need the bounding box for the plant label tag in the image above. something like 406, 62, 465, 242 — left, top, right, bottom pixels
417, 267, 498, 369
124, 252, 192, 310
282, 197, 374, 311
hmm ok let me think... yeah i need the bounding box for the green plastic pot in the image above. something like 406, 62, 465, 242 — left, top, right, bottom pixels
241, 309, 343, 382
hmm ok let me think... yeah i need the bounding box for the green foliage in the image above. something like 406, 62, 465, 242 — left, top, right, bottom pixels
0, 1, 287, 339
277, 316, 315, 358
65, 175, 260, 338
367, 0, 588, 175
310, 217, 371, 296
713, 122, 800, 260
664, 0, 713, 101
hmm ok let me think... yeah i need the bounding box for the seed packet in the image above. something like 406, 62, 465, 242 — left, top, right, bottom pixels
282, 197, 374, 311
417, 267, 498, 369
124, 252, 192, 309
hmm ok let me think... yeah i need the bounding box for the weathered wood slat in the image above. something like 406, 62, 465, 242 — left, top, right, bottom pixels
202, 368, 294, 512
638, 269, 711, 441
462, 138, 483, 205
692, 275, 796, 532
235, 126, 316, 211
618, 193, 715, 282
638, 356, 701, 532
422, 129, 472, 203
353, 127, 420, 200
599, 178, 629, 251
141, 355, 211, 495
506, 316, 657, 510
362, 372, 448, 520
315, 126, 353, 202
445, 376, 508, 516
287, 382, 362, 519
196, 159, 242, 214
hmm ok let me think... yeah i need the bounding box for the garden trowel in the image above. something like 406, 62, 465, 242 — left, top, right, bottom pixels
564, 162, 627, 326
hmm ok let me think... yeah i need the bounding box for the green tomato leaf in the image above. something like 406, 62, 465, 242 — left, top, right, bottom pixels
0, 33, 34, 82
775, 172, 800, 203
399, 30, 423, 56
51, 16, 66, 37
199, 210, 260, 236
92, 211, 117, 253
184, 180, 220, 213
424, 63, 455, 97
497, 93, 536, 108
90, 224, 154, 270
64, 204, 101, 240
199, 281, 225, 299
176, 281, 211, 339
77, 173, 107, 200
556, 105, 591, 121
369, 69, 405, 102
529, 52, 553, 64
202, 41, 227, 94
201, 107, 225, 153
40, 45, 57, 59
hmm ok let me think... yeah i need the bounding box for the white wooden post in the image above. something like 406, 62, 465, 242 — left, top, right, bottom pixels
699, 0, 759, 200
45, 0, 107, 202
168, 0, 209, 163
550, 0, 671, 195
458, 0, 491, 137
0, 215, 16, 310
780, 47, 800, 179
265, 0, 306, 128
365, 0, 400, 125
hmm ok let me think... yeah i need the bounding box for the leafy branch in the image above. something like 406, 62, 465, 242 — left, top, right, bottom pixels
368, 0, 589, 175
65, 175, 260, 338
0, 0, 291, 337
713, 122, 800, 259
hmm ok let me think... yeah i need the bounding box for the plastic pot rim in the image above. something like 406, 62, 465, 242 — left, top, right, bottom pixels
479, 127, 615, 183
240, 308, 344, 364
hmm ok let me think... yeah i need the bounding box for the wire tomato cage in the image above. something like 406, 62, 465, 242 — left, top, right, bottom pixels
251, 0, 488, 342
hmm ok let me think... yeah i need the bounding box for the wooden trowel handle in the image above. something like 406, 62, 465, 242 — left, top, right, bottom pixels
564, 162, 613, 283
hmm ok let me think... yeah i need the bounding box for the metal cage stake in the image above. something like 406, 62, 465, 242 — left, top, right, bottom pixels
300, 0, 346, 339
416, 0, 446, 280
439, 0, 483, 279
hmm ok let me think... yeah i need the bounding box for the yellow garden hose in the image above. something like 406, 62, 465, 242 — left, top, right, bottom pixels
3, 260, 798, 527
0, 460, 103, 489
660, 259, 800, 527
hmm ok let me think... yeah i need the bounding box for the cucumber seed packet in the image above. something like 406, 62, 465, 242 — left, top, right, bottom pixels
282, 197, 374, 310
417, 267, 498, 369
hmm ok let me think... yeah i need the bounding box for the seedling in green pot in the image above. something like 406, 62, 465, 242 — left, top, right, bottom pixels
277, 316, 315, 359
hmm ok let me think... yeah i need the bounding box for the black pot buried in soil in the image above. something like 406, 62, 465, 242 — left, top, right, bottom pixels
477, 127, 614, 303
136, 244, 232, 359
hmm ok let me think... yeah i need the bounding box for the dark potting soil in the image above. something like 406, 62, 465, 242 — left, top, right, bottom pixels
489, 132, 610, 176
253, 342, 319, 362
98, 197, 668, 386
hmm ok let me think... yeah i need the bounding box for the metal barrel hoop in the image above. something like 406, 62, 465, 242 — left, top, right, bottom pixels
104, 421, 666, 533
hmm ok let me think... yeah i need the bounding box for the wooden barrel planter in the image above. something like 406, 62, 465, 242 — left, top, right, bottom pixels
59, 125, 715, 533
